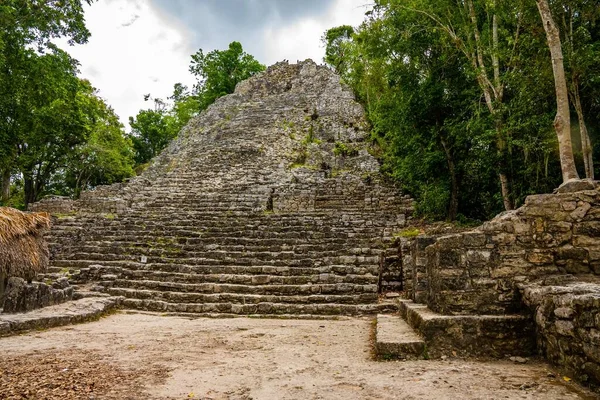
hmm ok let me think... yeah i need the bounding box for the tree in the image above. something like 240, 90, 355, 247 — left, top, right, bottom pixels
66, 81, 135, 197
553, 0, 600, 179
190, 41, 265, 111
322, 25, 355, 75
536, 0, 579, 182
128, 83, 202, 167
8, 47, 91, 205
128, 102, 175, 167
0, 0, 93, 206
169, 83, 200, 135
392, 0, 526, 210
324, 0, 577, 221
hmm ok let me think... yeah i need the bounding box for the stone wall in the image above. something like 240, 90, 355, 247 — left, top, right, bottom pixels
30, 183, 128, 215
379, 239, 402, 292
2, 277, 73, 313
521, 275, 600, 388
415, 180, 600, 315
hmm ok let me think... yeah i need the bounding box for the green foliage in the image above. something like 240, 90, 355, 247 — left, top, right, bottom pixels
0, 0, 136, 206
129, 107, 174, 166
190, 41, 265, 111
334, 142, 359, 157
65, 82, 135, 197
128, 84, 199, 166
394, 227, 421, 238
324, 0, 600, 221
321, 25, 355, 75
301, 125, 322, 146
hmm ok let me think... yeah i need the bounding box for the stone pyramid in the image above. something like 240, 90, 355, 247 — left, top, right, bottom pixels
34, 60, 414, 316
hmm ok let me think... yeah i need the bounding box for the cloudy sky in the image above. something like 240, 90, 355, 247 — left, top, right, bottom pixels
60, 0, 370, 128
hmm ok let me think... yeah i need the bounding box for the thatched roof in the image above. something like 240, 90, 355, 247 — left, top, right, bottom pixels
0, 207, 51, 279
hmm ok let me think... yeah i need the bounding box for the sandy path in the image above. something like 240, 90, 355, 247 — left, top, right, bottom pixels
0, 312, 596, 399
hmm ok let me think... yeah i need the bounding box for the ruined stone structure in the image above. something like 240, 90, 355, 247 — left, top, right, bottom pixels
30, 60, 600, 391
2, 277, 73, 313
33, 60, 413, 316
387, 180, 600, 389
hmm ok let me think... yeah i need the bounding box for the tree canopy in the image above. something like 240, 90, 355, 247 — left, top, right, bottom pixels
190, 41, 265, 111
0, 0, 135, 207
128, 41, 265, 168
324, 0, 600, 221
0, 5, 265, 208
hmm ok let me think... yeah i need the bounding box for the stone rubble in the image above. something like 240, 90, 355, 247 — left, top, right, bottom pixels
0, 296, 122, 337
2, 277, 73, 313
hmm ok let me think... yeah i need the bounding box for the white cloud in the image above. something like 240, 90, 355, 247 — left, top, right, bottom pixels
262, 0, 369, 65
57, 0, 370, 128
59, 0, 196, 128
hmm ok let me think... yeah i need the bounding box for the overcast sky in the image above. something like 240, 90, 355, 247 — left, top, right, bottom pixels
59, 0, 370, 128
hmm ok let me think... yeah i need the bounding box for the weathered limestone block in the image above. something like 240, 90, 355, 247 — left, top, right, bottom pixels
521, 277, 600, 389
413, 182, 600, 316
410, 236, 436, 303
2, 277, 73, 313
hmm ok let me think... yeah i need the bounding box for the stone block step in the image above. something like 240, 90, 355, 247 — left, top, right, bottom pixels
106, 287, 377, 304
375, 314, 426, 359
397, 299, 536, 358
50, 261, 377, 276
55, 253, 380, 269
59, 242, 380, 260
0, 297, 123, 337
120, 297, 397, 316
49, 229, 385, 244
107, 279, 377, 296
95, 268, 377, 285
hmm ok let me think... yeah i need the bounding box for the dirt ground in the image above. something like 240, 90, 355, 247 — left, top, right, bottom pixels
0, 312, 597, 400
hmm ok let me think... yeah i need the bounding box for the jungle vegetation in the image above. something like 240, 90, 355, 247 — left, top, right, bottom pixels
323, 0, 600, 221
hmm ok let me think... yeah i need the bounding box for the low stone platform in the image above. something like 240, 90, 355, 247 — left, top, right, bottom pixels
375, 314, 425, 359
521, 275, 600, 389
0, 296, 123, 337
397, 299, 536, 358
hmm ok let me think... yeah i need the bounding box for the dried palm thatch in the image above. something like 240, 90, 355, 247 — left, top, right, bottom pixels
0, 207, 51, 280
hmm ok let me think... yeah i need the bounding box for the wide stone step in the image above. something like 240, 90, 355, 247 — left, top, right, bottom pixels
96, 268, 377, 285
56, 253, 380, 269
375, 314, 426, 359
397, 299, 536, 358
49, 237, 377, 252
119, 297, 396, 316
59, 243, 379, 256
49, 222, 392, 233
49, 215, 399, 229
106, 287, 377, 304
48, 229, 387, 244
107, 279, 377, 296
50, 260, 377, 276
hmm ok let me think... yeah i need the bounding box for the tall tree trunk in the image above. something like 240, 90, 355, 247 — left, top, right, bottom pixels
23, 175, 36, 208
536, 0, 579, 182
572, 83, 594, 179
1, 169, 10, 204
402, 2, 514, 210
440, 136, 459, 221
467, 1, 512, 210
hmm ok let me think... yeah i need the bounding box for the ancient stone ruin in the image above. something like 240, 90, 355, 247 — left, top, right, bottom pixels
26, 60, 600, 392
393, 179, 600, 388
32, 60, 413, 316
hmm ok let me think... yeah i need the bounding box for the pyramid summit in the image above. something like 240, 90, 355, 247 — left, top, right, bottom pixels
33, 60, 414, 316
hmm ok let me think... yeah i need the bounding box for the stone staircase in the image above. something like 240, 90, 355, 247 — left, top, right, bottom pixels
47, 210, 401, 316
34, 60, 414, 317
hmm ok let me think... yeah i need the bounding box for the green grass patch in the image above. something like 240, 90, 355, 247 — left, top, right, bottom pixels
394, 227, 422, 238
